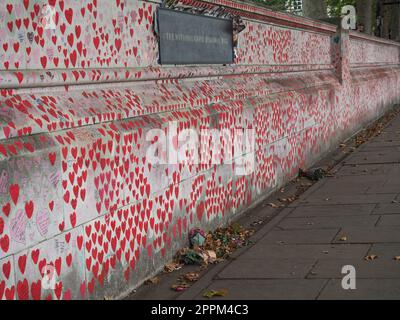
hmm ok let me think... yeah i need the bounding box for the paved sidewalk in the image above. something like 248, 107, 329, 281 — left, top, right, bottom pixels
177, 112, 400, 300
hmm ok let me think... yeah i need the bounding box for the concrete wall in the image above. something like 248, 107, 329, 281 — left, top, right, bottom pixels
0, 0, 399, 300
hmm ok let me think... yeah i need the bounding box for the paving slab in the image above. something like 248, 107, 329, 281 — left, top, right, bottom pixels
360, 140, 400, 149
333, 227, 400, 243
323, 175, 388, 185
366, 183, 400, 194
318, 174, 390, 196
278, 216, 379, 230
318, 279, 400, 300
369, 244, 400, 259
373, 203, 400, 215
295, 194, 397, 206
309, 259, 400, 279
343, 151, 400, 165
288, 204, 376, 217
239, 244, 370, 260
313, 182, 372, 195
358, 145, 400, 152
193, 279, 328, 300
335, 164, 399, 176
261, 229, 340, 244
376, 215, 400, 226
217, 258, 316, 279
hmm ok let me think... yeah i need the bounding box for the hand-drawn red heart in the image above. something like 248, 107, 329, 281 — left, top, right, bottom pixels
2, 203, 10, 217
25, 201, 34, 219
65, 8, 73, 24
9, 184, 19, 205
30, 280, 41, 300
31, 249, 40, 264
49, 152, 57, 166
2, 261, 11, 279
17, 279, 29, 300
196, 201, 205, 222
18, 255, 27, 274
0, 235, 9, 253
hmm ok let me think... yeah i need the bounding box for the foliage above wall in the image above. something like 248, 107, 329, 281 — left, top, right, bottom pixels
248, 0, 356, 17
326, 0, 355, 17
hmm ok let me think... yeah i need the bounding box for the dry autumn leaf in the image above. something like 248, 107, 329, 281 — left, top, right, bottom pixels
145, 276, 160, 285
171, 283, 190, 292
364, 254, 378, 261
164, 262, 183, 273
268, 202, 279, 208
203, 289, 228, 299
183, 272, 200, 282
199, 250, 217, 264
339, 236, 348, 241
394, 256, 400, 261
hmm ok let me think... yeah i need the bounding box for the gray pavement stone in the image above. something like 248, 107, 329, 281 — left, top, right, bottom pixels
360, 140, 400, 149
376, 215, 400, 226
294, 181, 324, 200
309, 259, 400, 279
313, 183, 371, 195
295, 194, 396, 206
217, 258, 317, 279
318, 279, 400, 300
249, 208, 296, 242
373, 203, 400, 214
366, 183, 400, 194
288, 204, 376, 217
358, 145, 400, 152
336, 164, 399, 176
194, 279, 327, 300
325, 175, 388, 185
278, 216, 379, 230
261, 229, 340, 244
333, 227, 400, 243
240, 244, 370, 260
369, 244, 400, 259
344, 151, 400, 165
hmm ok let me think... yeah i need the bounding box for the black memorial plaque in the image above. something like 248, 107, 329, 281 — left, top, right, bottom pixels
157, 8, 234, 65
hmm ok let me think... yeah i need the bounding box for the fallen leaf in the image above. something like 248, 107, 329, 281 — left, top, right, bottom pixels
364, 254, 378, 261
164, 262, 183, 273
145, 276, 160, 285
203, 289, 228, 299
339, 236, 348, 241
204, 250, 217, 263
183, 272, 200, 282
171, 283, 190, 292
279, 196, 297, 203
394, 256, 400, 261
